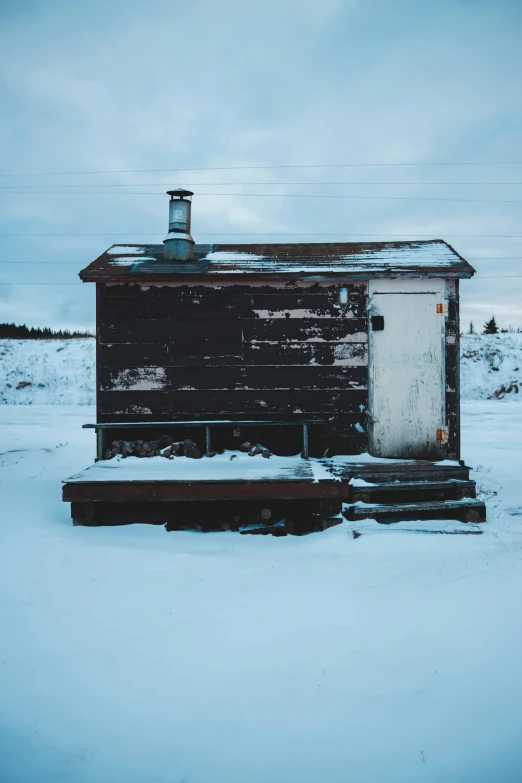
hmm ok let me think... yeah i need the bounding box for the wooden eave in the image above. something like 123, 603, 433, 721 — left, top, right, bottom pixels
80, 269, 473, 284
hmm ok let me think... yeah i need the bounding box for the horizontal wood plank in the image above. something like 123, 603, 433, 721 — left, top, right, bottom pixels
243, 341, 368, 366
98, 389, 368, 417
100, 283, 361, 298
100, 365, 368, 392
100, 296, 253, 322
98, 344, 234, 367
100, 320, 367, 349
98, 341, 368, 368
328, 461, 469, 482
244, 318, 367, 343
64, 481, 351, 503
98, 343, 171, 367
99, 319, 242, 350
344, 499, 486, 523
250, 286, 367, 318
99, 287, 368, 321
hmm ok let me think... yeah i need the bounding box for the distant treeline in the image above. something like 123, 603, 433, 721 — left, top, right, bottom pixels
0, 323, 94, 339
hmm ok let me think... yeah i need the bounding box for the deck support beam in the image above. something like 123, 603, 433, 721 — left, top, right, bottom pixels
302, 424, 309, 459
96, 428, 104, 461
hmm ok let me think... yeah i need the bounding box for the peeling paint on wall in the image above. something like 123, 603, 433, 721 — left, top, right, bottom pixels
332, 343, 368, 366
111, 368, 167, 391
252, 308, 354, 320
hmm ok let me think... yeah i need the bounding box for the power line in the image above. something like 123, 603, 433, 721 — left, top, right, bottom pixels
2, 181, 522, 188
2, 161, 522, 177
0, 282, 82, 285
1, 191, 521, 204
2, 232, 522, 238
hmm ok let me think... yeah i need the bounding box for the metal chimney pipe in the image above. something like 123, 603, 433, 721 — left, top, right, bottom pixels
163, 189, 195, 261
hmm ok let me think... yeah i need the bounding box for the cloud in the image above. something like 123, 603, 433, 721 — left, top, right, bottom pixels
0, 0, 520, 328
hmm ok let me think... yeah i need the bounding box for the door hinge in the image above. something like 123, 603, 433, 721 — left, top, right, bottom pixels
436, 303, 446, 315
436, 428, 448, 444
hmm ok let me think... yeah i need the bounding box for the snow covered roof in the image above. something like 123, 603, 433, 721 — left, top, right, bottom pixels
79, 240, 475, 282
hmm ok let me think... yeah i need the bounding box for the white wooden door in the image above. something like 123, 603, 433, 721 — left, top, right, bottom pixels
368, 279, 446, 459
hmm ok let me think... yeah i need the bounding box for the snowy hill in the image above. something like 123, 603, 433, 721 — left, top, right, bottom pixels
0, 339, 95, 405
1, 334, 521, 404
461, 333, 522, 401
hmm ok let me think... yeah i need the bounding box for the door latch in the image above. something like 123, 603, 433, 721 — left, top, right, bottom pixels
371, 315, 384, 330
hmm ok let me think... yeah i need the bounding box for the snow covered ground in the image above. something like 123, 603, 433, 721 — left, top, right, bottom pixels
0, 339, 95, 405
461, 333, 522, 401
1, 335, 522, 781
0, 401, 522, 782
1, 333, 522, 406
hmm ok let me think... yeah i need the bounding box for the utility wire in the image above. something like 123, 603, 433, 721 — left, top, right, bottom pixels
0, 191, 521, 203
2, 232, 522, 238
2, 161, 522, 177
2, 181, 522, 188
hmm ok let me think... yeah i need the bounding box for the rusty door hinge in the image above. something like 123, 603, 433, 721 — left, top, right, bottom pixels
436, 303, 446, 315
436, 428, 448, 444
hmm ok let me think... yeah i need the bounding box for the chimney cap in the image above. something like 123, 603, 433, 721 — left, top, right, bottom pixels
166, 188, 194, 199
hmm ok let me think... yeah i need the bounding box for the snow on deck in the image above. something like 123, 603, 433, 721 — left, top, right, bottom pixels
64, 449, 460, 486
65, 451, 334, 483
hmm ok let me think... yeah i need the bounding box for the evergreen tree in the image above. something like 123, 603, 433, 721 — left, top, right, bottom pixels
468, 321, 475, 334
0, 322, 93, 339
483, 316, 499, 334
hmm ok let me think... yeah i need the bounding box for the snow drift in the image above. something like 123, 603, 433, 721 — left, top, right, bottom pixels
1, 334, 522, 405
460, 333, 522, 401
0, 339, 95, 405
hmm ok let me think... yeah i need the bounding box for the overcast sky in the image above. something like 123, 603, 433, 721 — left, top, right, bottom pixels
0, 0, 521, 331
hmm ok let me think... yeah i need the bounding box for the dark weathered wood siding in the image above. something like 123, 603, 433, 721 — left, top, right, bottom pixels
97, 283, 369, 456
96, 279, 460, 459
445, 279, 460, 459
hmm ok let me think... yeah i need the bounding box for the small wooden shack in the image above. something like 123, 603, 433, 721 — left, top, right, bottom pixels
62, 190, 486, 532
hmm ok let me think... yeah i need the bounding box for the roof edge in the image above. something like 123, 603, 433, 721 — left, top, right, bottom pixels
79, 239, 476, 282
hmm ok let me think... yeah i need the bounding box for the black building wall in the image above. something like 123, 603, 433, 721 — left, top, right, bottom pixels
95, 278, 460, 460
96, 282, 369, 457
445, 279, 460, 460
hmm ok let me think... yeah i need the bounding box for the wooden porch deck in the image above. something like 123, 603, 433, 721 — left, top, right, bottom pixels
62, 455, 486, 533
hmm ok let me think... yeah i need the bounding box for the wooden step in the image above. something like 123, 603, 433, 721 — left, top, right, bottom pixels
343, 498, 486, 524
349, 518, 484, 536
325, 460, 471, 484
351, 479, 477, 504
